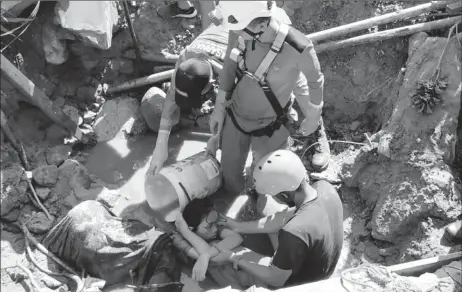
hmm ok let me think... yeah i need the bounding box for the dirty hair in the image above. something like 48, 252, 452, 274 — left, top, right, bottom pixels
182, 198, 213, 231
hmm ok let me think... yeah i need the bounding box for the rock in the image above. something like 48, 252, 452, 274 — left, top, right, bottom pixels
76, 86, 97, 104
2, 208, 20, 222
26, 212, 55, 234
55, 1, 119, 50
0, 143, 20, 168
93, 97, 147, 141
96, 188, 122, 208
62, 105, 82, 126
89, 102, 101, 111
53, 96, 66, 108
118, 59, 134, 75
35, 187, 51, 201
40, 276, 63, 290
46, 145, 71, 166
350, 120, 361, 131
365, 242, 381, 262
140, 87, 168, 132
42, 17, 69, 65
1, 164, 27, 216
32, 165, 58, 187
83, 111, 98, 124
341, 33, 462, 243
45, 124, 68, 144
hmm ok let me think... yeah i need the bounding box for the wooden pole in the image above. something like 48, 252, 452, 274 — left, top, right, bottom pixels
0, 109, 30, 170
121, 1, 143, 75
306, 0, 460, 42
0, 54, 86, 142
315, 16, 462, 53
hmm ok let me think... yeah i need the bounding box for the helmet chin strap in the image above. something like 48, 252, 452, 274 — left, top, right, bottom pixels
243, 28, 264, 39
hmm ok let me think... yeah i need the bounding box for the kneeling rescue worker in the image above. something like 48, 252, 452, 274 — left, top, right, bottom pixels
216, 149, 344, 288
206, 1, 331, 194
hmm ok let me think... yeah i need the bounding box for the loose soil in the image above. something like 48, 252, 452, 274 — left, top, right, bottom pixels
1, 1, 461, 292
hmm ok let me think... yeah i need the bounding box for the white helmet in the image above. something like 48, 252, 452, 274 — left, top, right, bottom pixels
253, 150, 306, 196
218, 1, 275, 31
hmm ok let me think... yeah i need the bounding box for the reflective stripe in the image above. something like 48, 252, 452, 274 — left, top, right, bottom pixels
253, 23, 289, 81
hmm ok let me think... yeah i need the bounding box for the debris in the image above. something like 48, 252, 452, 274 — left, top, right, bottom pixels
140, 87, 167, 132
42, 17, 69, 65
25, 170, 53, 220
21, 223, 84, 292
350, 121, 361, 131
26, 212, 55, 234
83, 111, 97, 124
55, 1, 119, 50
46, 145, 71, 166
62, 105, 82, 126
93, 98, 147, 141
35, 187, 51, 201
32, 165, 58, 187
16, 261, 41, 292
410, 23, 459, 115
1, 110, 30, 170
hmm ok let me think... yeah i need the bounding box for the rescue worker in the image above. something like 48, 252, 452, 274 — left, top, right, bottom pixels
157, 1, 198, 19
149, 5, 292, 174
207, 1, 331, 194
216, 149, 344, 288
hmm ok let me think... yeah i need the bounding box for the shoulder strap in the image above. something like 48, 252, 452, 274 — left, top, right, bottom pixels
254, 23, 289, 81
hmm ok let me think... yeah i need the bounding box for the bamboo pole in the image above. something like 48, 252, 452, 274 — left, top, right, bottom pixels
107, 60, 224, 94
306, 0, 459, 42
315, 16, 462, 53
0, 54, 87, 142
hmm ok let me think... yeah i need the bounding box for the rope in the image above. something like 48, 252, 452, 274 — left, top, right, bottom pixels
300, 139, 369, 158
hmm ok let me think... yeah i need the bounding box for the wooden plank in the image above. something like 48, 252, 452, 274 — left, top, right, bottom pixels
0, 54, 85, 141
389, 251, 462, 276
246, 251, 462, 292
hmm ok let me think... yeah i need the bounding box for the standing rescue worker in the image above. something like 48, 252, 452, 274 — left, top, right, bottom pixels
216, 150, 343, 288
207, 1, 331, 194
149, 6, 292, 174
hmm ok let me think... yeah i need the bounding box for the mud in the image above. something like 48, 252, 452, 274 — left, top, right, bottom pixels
1, 1, 461, 292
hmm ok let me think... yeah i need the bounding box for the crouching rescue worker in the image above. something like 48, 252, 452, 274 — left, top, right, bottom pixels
216, 150, 343, 288
149, 3, 292, 175
148, 23, 228, 174
207, 1, 331, 194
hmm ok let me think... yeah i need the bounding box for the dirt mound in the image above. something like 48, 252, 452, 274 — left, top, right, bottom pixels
340, 32, 461, 243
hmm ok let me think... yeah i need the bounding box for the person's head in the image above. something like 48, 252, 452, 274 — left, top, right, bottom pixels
253, 149, 309, 204
182, 198, 219, 241
218, 1, 274, 40
174, 57, 214, 114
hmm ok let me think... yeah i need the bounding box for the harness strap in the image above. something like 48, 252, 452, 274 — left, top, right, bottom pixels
254, 23, 289, 81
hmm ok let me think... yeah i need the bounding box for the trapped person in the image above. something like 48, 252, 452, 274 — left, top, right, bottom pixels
149, 5, 292, 175
216, 150, 344, 288
173, 198, 268, 289
207, 1, 331, 194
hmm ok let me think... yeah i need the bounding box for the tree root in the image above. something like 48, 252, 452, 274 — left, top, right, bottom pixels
16, 261, 41, 292
21, 170, 53, 220
20, 223, 84, 292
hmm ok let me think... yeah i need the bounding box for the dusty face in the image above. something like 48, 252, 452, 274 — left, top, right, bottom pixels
195, 210, 219, 241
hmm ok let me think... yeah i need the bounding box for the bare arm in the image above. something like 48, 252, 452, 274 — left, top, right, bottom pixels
232, 207, 296, 235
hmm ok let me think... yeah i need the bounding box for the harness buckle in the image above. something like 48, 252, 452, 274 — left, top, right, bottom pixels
244, 71, 259, 81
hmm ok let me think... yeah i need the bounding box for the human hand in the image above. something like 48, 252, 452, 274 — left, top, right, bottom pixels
192, 254, 210, 282
149, 145, 168, 175
175, 213, 189, 232
214, 245, 243, 270
298, 116, 320, 137
209, 109, 225, 136
216, 214, 239, 231
205, 134, 220, 157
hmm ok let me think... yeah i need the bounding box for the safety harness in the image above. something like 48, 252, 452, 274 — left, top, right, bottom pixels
227, 23, 292, 138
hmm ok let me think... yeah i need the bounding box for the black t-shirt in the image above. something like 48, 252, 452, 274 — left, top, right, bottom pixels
271, 180, 344, 287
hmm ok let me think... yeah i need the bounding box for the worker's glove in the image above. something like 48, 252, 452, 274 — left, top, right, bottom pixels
298, 101, 323, 137
149, 144, 168, 175
209, 90, 228, 135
